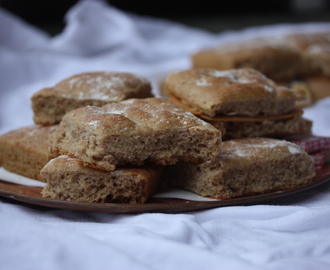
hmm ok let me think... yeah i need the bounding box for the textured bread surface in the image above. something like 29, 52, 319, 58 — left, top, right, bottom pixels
164, 68, 296, 117
167, 137, 316, 199
50, 98, 222, 171
210, 115, 312, 140
0, 125, 58, 181
41, 156, 165, 204
192, 31, 330, 81
31, 72, 153, 125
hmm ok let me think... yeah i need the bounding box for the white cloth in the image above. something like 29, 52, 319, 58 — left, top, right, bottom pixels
1, 1, 330, 269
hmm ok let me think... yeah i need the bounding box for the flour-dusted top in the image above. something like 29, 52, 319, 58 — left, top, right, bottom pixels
31, 72, 153, 125
50, 97, 222, 171
220, 137, 305, 160
164, 68, 296, 117
167, 137, 315, 200
64, 97, 215, 134
54, 72, 152, 102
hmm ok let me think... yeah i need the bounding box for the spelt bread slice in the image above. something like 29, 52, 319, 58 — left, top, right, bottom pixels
164, 68, 296, 117
31, 72, 153, 125
167, 137, 315, 199
0, 125, 58, 181
50, 98, 222, 171
41, 156, 165, 204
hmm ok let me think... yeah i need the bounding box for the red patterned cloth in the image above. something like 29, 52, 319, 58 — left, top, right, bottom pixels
282, 134, 330, 169
291, 136, 330, 153
310, 152, 326, 170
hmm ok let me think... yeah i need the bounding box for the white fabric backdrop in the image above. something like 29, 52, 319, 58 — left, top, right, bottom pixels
1, 1, 330, 269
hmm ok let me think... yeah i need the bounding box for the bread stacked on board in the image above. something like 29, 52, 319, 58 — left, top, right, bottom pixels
164, 67, 316, 199
1, 71, 181, 204
0, 67, 318, 204
192, 31, 330, 108
164, 68, 312, 140
42, 97, 221, 203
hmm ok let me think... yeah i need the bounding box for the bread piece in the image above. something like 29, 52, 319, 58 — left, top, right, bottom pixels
164, 68, 296, 117
164, 68, 310, 139
285, 32, 330, 76
50, 98, 222, 171
167, 138, 316, 199
31, 72, 153, 125
192, 38, 303, 81
41, 156, 165, 204
192, 31, 330, 81
210, 115, 312, 140
0, 125, 58, 181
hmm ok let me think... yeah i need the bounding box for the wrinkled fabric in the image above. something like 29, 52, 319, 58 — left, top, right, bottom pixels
1, 1, 330, 269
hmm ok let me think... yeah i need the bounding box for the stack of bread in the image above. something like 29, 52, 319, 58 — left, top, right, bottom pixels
44, 96, 222, 203
0, 67, 317, 203
164, 68, 316, 199
0, 72, 154, 184
0, 72, 161, 203
0, 71, 222, 203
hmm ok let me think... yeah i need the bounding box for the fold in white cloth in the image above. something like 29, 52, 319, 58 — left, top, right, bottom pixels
1, 1, 330, 269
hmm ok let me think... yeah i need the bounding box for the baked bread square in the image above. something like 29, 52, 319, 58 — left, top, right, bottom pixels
164, 68, 296, 117
0, 125, 58, 181
50, 97, 222, 171
191, 31, 330, 93
31, 72, 153, 125
41, 156, 165, 204
167, 137, 315, 199
285, 32, 330, 76
192, 38, 303, 81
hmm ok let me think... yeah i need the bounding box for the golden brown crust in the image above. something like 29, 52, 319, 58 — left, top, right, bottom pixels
164, 68, 296, 117
167, 137, 316, 199
41, 156, 165, 204
0, 125, 58, 181
50, 97, 222, 171
31, 72, 153, 125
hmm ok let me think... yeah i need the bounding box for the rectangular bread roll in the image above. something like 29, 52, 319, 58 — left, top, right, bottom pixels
50, 98, 222, 171
32, 72, 153, 125
41, 156, 165, 204
0, 125, 58, 181
164, 68, 296, 117
167, 138, 316, 199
